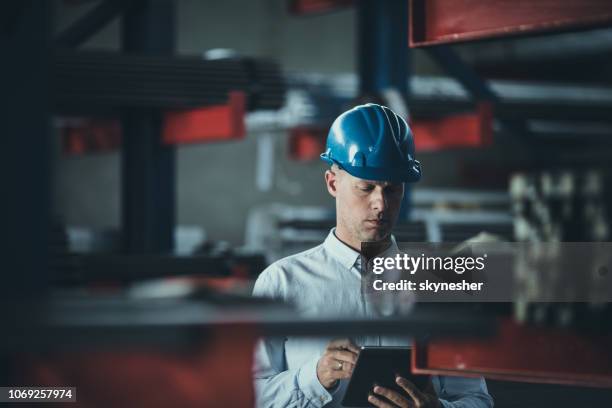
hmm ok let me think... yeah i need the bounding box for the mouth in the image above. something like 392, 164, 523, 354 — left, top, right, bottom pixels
364, 219, 389, 228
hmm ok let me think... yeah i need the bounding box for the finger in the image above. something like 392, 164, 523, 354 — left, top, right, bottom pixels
342, 340, 361, 355
322, 358, 353, 376
329, 350, 358, 365
373, 386, 411, 408
368, 393, 396, 408
337, 362, 355, 375
326, 357, 355, 372
324, 364, 353, 382
321, 355, 341, 369
328, 338, 361, 354
396, 377, 422, 404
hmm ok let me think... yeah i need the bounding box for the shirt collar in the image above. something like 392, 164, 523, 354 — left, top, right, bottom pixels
324, 228, 400, 270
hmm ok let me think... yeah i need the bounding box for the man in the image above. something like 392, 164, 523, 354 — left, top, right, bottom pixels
253, 104, 493, 407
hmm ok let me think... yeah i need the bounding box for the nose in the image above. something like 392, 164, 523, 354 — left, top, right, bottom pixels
370, 187, 388, 213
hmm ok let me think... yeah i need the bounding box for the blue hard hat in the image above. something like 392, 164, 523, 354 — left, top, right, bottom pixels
320, 103, 422, 183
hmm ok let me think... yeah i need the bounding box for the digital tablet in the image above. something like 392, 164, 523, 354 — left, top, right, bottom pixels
342, 346, 430, 407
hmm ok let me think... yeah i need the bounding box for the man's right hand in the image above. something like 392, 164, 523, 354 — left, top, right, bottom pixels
316, 338, 360, 389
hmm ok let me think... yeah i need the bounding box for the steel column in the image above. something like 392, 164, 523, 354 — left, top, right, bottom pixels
2, 0, 51, 296
121, 0, 176, 253
1, 0, 51, 386
357, 0, 413, 219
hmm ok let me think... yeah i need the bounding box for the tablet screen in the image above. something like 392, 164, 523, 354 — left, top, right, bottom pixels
342, 346, 430, 407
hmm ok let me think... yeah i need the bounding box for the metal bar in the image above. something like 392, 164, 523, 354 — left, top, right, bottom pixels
50, 253, 266, 284
56, 0, 130, 48
287, 73, 612, 116
466, 28, 612, 65
6, 301, 495, 351
411, 189, 509, 206
410, 209, 513, 225
120, 0, 176, 253
409, 0, 612, 47
53, 50, 285, 113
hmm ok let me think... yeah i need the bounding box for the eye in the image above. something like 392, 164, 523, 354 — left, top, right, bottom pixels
358, 184, 374, 192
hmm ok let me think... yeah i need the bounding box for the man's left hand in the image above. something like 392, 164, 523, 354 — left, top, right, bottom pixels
368, 376, 441, 408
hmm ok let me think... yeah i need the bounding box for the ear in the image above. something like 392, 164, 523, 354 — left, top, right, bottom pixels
324, 169, 338, 198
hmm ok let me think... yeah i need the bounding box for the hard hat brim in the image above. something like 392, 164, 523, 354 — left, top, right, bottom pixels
321, 154, 421, 183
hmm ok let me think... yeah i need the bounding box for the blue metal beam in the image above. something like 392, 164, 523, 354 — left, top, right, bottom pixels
121, 0, 176, 253
357, 0, 410, 99
357, 0, 414, 219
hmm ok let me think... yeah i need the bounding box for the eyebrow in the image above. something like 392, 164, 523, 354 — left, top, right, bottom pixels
355, 181, 400, 187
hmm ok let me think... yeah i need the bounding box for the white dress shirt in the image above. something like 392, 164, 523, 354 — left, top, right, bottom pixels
253, 229, 493, 408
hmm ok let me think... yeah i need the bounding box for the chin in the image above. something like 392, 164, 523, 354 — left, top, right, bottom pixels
360, 229, 390, 243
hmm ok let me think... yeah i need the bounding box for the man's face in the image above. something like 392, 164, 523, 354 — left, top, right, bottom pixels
325, 166, 404, 245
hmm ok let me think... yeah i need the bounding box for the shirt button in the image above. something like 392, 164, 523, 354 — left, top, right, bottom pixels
319, 395, 326, 402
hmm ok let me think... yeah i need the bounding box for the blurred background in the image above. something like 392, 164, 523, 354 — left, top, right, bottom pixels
2, 0, 612, 407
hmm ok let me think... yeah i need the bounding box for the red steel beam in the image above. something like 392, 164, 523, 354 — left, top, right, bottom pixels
411, 103, 493, 151
61, 92, 246, 155
409, 0, 612, 47
289, 0, 354, 16
289, 126, 327, 161
412, 318, 612, 388
61, 118, 121, 155
162, 91, 246, 145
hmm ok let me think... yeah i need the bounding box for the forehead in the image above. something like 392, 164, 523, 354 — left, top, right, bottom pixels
347, 173, 401, 187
